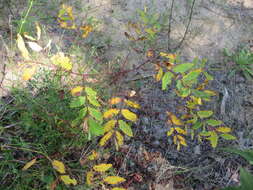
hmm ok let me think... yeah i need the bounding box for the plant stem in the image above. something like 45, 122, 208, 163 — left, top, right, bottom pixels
175, 0, 196, 50
168, 0, 175, 51
18, 0, 34, 34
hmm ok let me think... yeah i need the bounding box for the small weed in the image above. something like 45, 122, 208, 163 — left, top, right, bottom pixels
224, 48, 253, 80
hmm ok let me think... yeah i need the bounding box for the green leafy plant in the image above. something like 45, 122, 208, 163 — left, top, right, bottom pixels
221, 148, 253, 190
155, 52, 236, 149
224, 48, 253, 80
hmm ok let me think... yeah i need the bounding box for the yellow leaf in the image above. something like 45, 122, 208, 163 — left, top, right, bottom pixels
36, 22, 41, 40
88, 150, 99, 161
103, 176, 126, 185
22, 67, 36, 81
103, 109, 120, 119
175, 127, 187, 135
86, 171, 93, 185
124, 99, 140, 109
191, 96, 202, 105
51, 52, 72, 71
60, 175, 77, 185
80, 25, 93, 38
177, 142, 181, 151
104, 120, 117, 132
109, 97, 122, 105
173, 135, 177, 145
156, 67, 163, 81
121, 109, 137, 122
112, 188, 127, 190
115, 131, 124, 147
204, 90, 216, 96
23, 33, 36, 41
71, 86, 83, 96
17, 34, 30, 60
167, 112, 183, 126
177, 135, 187, 146
216, 127, 231, 133
52, 160, 65, 174
99, 131, 113, 146
167, 128, 174, 136
22, 158, 37, 171
146, 50, 154, 58
93, 163, 112, 172
160, 52, 176, 60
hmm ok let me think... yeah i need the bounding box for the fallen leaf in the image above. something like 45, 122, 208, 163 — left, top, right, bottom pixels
22, 158, 37, 171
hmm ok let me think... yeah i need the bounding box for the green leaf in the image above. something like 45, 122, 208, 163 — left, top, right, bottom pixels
88, 107, 103, 122
220, 134, 237, 140
220, 186, 239, 190
71, 117, 82, 127
182, 69, 202, 84
162, 71, 174, 90
204, 71, 214, 81
88, 118, 103, 136
240, 168, 253, 190
172, 63, 194, 73
176, 80, 183, 90
85, 87, 97, 97
191, 89, 211, 99
199, 131, 212, 136
192, 121, 202, 130
79, 107, 88, 118
221, 148, 253, 165
178, 88, 191, 98
70, 96, 86, 108
118, 120, 133, 137
197, 110, 213, 119
206, 119, 222, 126
87, 96, 101, 107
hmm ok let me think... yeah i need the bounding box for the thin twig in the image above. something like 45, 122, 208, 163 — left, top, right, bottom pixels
167, 0, 175, 51
175, 0, 196, 50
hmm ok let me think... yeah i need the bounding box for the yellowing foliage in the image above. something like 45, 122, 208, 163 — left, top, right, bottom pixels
22, 67, 36, 81
115, 131, 124, 148
22, 158, 37, 171
121, 109, 137, 122
167, 112, 183, 126
60, 175, 77, 185
17, 34, 30, 60
80, 25, 93, 38
71, 86, 83, 96
52, 160, 65, 174
112, 188, 127, 190
216, 127, 231, 133
93, 163, 112, 172
109, 97, 122, 105
124, 99, 141, 109
103, 176, 126, 185
103, 109, 120, 119
51, 52, 73, 71
104, 120, 117, 132
160, 52, 176, 60
86, 171, 93, 185
57, 4, 76, 29
88, 150, 99, 161
99, 131, 113, 146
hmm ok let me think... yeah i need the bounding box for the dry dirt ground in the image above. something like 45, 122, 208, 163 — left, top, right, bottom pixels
1, 0, 253, 189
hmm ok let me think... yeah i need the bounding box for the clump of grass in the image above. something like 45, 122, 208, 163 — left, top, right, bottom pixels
224, 48, 253, 80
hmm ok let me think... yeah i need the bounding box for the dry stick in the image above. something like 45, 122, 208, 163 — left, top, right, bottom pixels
167, 0, 175, 51
175, 0, 196, 50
